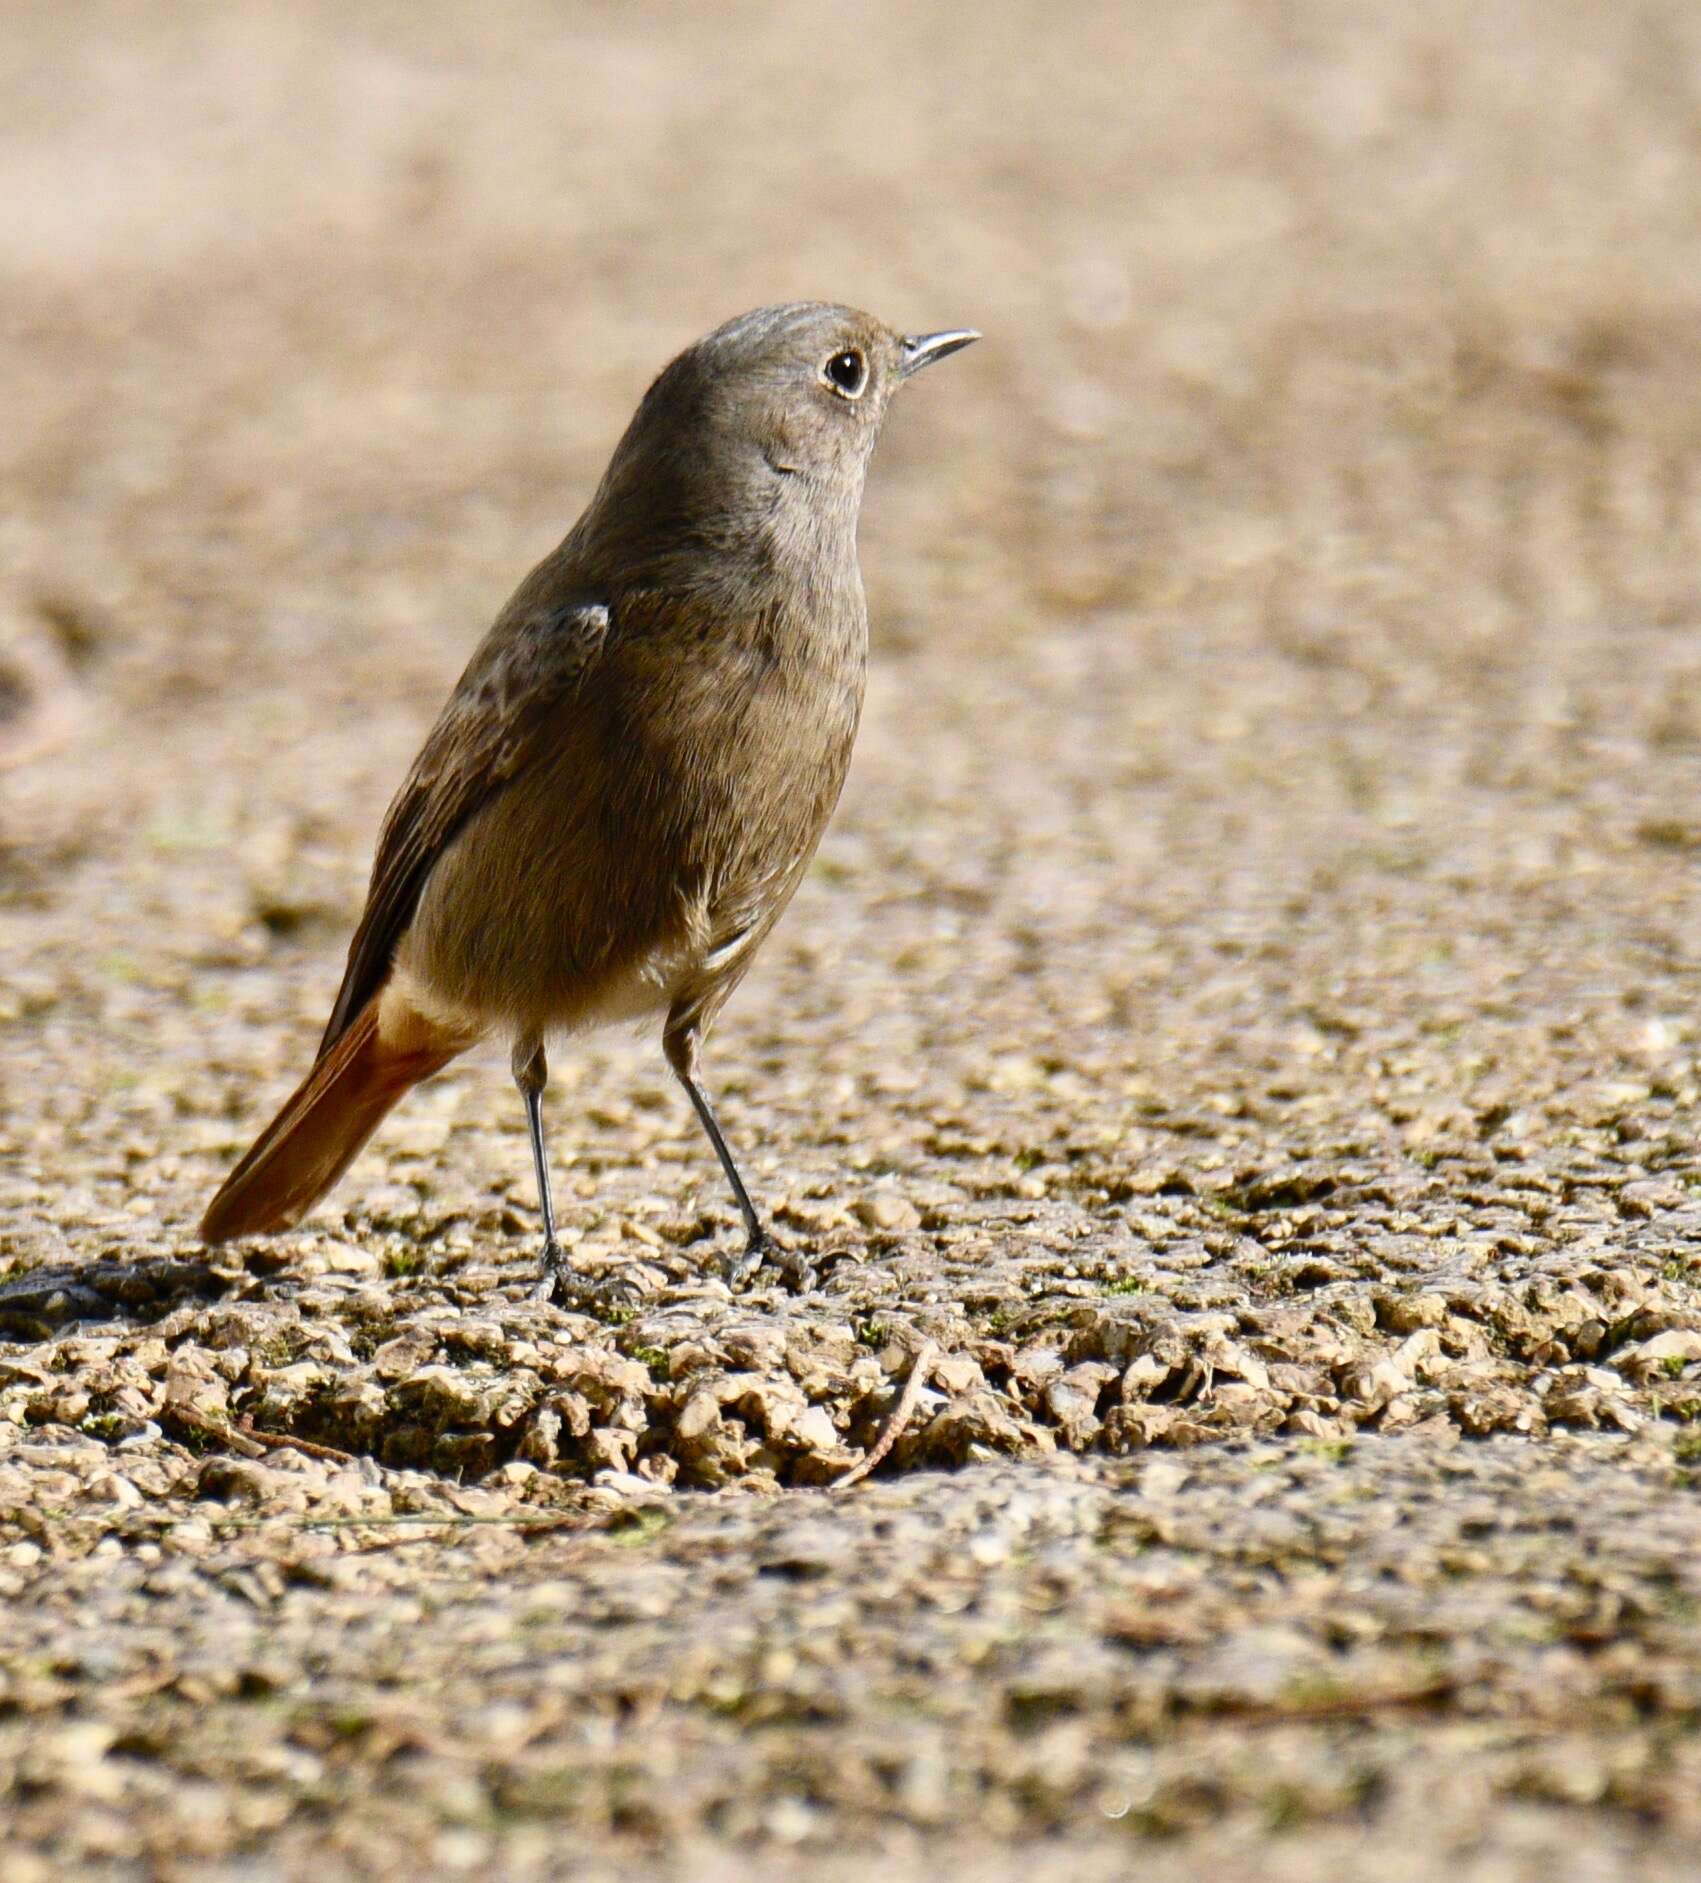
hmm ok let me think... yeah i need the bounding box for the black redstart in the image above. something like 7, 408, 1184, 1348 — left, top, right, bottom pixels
201, 301, 978, 1300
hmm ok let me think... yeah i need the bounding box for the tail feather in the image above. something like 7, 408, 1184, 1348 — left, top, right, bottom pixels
200, 995, 458, 1244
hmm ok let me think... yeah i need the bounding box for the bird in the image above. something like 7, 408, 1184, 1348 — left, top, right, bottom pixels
200, 301, 978, 1301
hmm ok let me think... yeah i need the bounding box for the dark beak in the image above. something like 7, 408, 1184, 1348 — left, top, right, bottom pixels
899, 328, 981, 379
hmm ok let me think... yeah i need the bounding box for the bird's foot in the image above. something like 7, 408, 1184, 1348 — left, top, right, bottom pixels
532, 1239, 646, 1314
725, 1230, 817, 1294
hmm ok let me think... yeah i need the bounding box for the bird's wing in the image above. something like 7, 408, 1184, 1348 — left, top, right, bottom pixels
318, 597, 613, 1055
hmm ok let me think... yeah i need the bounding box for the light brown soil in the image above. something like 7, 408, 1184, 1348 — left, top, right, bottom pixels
5, 2, 1701, 1876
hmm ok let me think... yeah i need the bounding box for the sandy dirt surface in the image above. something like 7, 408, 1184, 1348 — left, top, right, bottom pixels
5, 1, 1701, 1876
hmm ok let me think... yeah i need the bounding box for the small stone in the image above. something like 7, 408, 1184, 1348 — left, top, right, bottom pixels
517, 1407, 563, 1467
1121, 1352, 1171, 1400
1011, 1347, 1065, 1390
390, 1365, 499, 1428
675, 1390, 722, 1442
593, 1470, 656, 1497
84, 1471, 143, 1509
1377, 1291, 1448, 1334
1044, 1379, 1101, 1445
1205, 1338, 1270, 1392
195, 1457, 284, 1505
371, 1331, 441, 1380
1612, 1328, 1701, 1382
319, 1242, 382, 1276
931, 1353, 986, 1396
790, 1405, 841, 1452
852, 1194, 921, 1231
585, 1426, 636, 1472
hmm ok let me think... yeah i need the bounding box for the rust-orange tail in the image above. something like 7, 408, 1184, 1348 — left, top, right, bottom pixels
200, 996, 459, 1244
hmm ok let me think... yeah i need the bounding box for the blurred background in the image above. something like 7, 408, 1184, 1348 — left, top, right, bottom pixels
10, 8, 1701, 1875
5, 0, 1701, 1254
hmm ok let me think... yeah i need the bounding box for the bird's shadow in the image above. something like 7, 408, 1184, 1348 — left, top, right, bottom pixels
0, 1252, 251, 1341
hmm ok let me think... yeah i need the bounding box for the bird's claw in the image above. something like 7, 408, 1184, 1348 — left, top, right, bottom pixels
725, 1230, 817, 1293
532, 1239, 646, 1313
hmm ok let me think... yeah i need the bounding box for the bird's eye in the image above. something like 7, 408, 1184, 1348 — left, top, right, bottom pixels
822, 349, 867, 398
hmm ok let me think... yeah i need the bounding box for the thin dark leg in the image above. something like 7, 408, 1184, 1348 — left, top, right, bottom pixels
523, 1079, 556, 1240
512, 1038, 567, 1293
677, 1070, 764, 1249
665, 1024, 815, 1291
514, 1036, 642, 1309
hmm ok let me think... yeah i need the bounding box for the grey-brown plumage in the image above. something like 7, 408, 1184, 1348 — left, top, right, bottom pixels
201, 302, 978, 1297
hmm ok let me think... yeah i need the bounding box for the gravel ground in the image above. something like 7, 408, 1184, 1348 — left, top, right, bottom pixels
6, 1, 1701, 1875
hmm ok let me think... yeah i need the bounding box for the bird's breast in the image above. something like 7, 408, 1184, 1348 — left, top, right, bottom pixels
616, 579, 866, 804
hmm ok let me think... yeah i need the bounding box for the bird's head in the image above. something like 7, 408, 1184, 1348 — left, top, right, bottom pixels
629, 302, 976, 488
682, 302, 979, 484
580, 302, 977, 582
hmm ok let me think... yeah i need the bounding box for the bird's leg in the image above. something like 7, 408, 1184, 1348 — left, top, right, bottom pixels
513, 1036, 567, 1293
514, 1036, 639, 1310
665, 1021, 816, 1291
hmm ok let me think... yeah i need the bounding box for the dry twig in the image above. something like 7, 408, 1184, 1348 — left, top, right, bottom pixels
235, 1417, 358, 1465
833, 1339, 939, 1492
